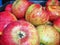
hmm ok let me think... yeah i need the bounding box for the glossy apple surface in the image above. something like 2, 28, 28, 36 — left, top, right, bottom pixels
1, 20, 39, 45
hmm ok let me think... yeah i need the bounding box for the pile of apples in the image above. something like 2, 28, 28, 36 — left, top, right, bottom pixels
0, 0, 60, 45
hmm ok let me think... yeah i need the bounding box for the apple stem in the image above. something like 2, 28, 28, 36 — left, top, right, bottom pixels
51, 0, 56, 5
40, 43, 45, 45
51, 0, 58, 5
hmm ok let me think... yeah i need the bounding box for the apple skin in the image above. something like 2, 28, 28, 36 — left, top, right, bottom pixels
46, 5, 60, 21
1, 20, 39, 45
20, 18, 25, 21
12, 0, 32, 19
0, 11, 17, 35
5, 4, 12, 12
25, 4, 49, 26
36, 25, 59, 45
46, 0, 59, 6
53, 17, 60, 32
46, 0, 60, 21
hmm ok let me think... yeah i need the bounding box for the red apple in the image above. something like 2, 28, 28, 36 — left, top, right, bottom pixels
36, 25, 60, 45
12, 0, 32, 19
5, 4, 12, 12
53, 17, 60, 32
0, 11, 17, 35
25, 4, 49, 26
1, 20, 39, 45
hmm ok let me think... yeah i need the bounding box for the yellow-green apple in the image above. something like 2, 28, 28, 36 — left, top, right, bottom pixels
0, 11, 17, 35
5, 4, 12, 12
1, 20, 39, 45
25, 4, 49, 26
12, 0, 32, 19
36, 25, 60, 45
53, 17, 60, 32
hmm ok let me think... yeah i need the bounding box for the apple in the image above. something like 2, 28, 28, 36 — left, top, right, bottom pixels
25, 4, 49, 26
12, 0, 32, 19
46, 5, 60, 21
5, 4, 12, 12
53, 17, 60, 32
0, 11, 17, 35
46, 0, 60, 21
36, 25, 59, 45
46, 0, 59, 6
1, 20, 39, 45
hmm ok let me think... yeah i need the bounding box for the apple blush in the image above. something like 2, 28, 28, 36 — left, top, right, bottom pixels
1, 20, 39, 45
0, 11, 17, 35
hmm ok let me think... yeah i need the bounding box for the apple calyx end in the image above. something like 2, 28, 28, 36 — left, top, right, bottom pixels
20, 31, 26, 39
